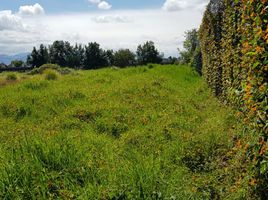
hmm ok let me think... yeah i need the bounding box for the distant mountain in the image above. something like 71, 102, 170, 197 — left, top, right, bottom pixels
0, 53, 29, 65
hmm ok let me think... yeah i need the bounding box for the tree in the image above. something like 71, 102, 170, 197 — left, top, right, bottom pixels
84, 42, 106, 69
38, 44, 49, 66
27, 44, 49, 68
179, 29, 199, 64
0, 63, 7, 69
68, 44, 85, 69
10, 60, 24, 68
105, 49, 114, 66
49, 41, 73, 67
179, 29, 202, 74
27, 47, 39, 67
136, 41, 162, 65
114, 49, 136, 68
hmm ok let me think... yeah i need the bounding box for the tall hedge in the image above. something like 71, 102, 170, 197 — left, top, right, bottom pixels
199, 0, 268, 196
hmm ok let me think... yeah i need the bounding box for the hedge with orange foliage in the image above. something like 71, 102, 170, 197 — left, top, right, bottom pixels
199, 0, 268, 196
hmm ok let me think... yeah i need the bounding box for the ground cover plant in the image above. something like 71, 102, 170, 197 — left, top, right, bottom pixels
0, 65, 248, 199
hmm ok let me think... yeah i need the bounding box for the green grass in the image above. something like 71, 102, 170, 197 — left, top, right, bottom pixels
0, 65, 247, 199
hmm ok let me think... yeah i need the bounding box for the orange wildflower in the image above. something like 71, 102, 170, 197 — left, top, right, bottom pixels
236, 140, 243, 149
245, 84, 252, 95
255, 46, 263, 54
259, 85, 265, 92
249, 179, 257, 186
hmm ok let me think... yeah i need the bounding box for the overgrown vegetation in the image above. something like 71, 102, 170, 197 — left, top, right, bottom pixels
199, 0, 268, 198
0, 65, 246, 199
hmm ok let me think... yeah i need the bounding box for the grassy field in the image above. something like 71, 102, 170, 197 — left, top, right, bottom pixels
0, 65, 247, 199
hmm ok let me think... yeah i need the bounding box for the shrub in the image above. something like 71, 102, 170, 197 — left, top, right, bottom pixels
147, 64, 154, 69
199, 0, 268, 197
29, 64, 72, 75
6, 73, 17, 81
11, 60, 24, 68
44, 69, 58, 80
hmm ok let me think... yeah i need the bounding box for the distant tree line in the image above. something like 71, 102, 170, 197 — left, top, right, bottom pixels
0, 60, 32, 72
25, 41, 167, 69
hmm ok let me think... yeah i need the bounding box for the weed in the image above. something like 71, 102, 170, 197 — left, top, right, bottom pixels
44, 69, 58, 80
6, 73, 17, 81
147, 64, 154, 69
68, 90, 86, 100
74, 109, 101, 123
24, 81, 48, 90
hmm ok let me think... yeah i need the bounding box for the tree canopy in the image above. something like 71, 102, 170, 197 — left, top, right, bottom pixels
114, 49, 136, 68
27, 40, 165, 69
179, 29, 202, 74
136, 41, 162, 65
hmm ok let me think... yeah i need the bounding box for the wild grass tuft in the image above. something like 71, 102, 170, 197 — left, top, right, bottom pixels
44, 69, 59, 80
6, 73, 17, 81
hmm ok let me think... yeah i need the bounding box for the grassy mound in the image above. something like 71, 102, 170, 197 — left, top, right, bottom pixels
0, 65, 247, 199
29, 64, 73, 75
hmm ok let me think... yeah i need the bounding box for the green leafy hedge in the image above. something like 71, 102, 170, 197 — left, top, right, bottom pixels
199, 0, 268, 197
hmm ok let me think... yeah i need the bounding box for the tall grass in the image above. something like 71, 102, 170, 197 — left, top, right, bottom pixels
0, 65, 247, 199
6, 73, 17, 81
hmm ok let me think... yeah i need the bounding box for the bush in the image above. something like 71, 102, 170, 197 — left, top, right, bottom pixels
29, 64, 72, 75
199, 1, 268, 197
11, 60, 24, 68
147, 63, 154, 69
44, 69, 58, 80
6, 73, 17, 81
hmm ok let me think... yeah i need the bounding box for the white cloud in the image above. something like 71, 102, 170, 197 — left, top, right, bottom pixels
88, 0, 112, 10
0, 4, 45, 32
0, 9, 204, 56
163, 0, 188, 11
98, 1, 112, 10
88, 0, 101, 4
92, 15, 130, 23
163, 0, 209, 11
0, 10, 24, 31
18, 3, 45, 16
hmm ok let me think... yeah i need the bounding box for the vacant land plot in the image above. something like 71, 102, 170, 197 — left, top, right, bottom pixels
0, 65, 246, 199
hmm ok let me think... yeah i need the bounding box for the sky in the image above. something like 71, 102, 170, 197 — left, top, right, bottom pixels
0, 0, 209, 57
